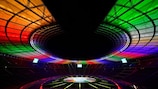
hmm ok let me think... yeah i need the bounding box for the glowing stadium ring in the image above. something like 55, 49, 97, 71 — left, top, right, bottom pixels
1, 0, 158, 63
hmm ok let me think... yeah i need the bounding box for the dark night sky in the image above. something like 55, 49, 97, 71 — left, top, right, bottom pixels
42, 0, 117, 59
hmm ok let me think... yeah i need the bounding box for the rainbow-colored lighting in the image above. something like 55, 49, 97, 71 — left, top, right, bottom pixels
0, 0, 158, 64
0, 0, 56, 62
98, 0, 158, 62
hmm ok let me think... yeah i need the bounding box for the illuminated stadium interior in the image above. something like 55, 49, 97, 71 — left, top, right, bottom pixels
0, 0, 158, 89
